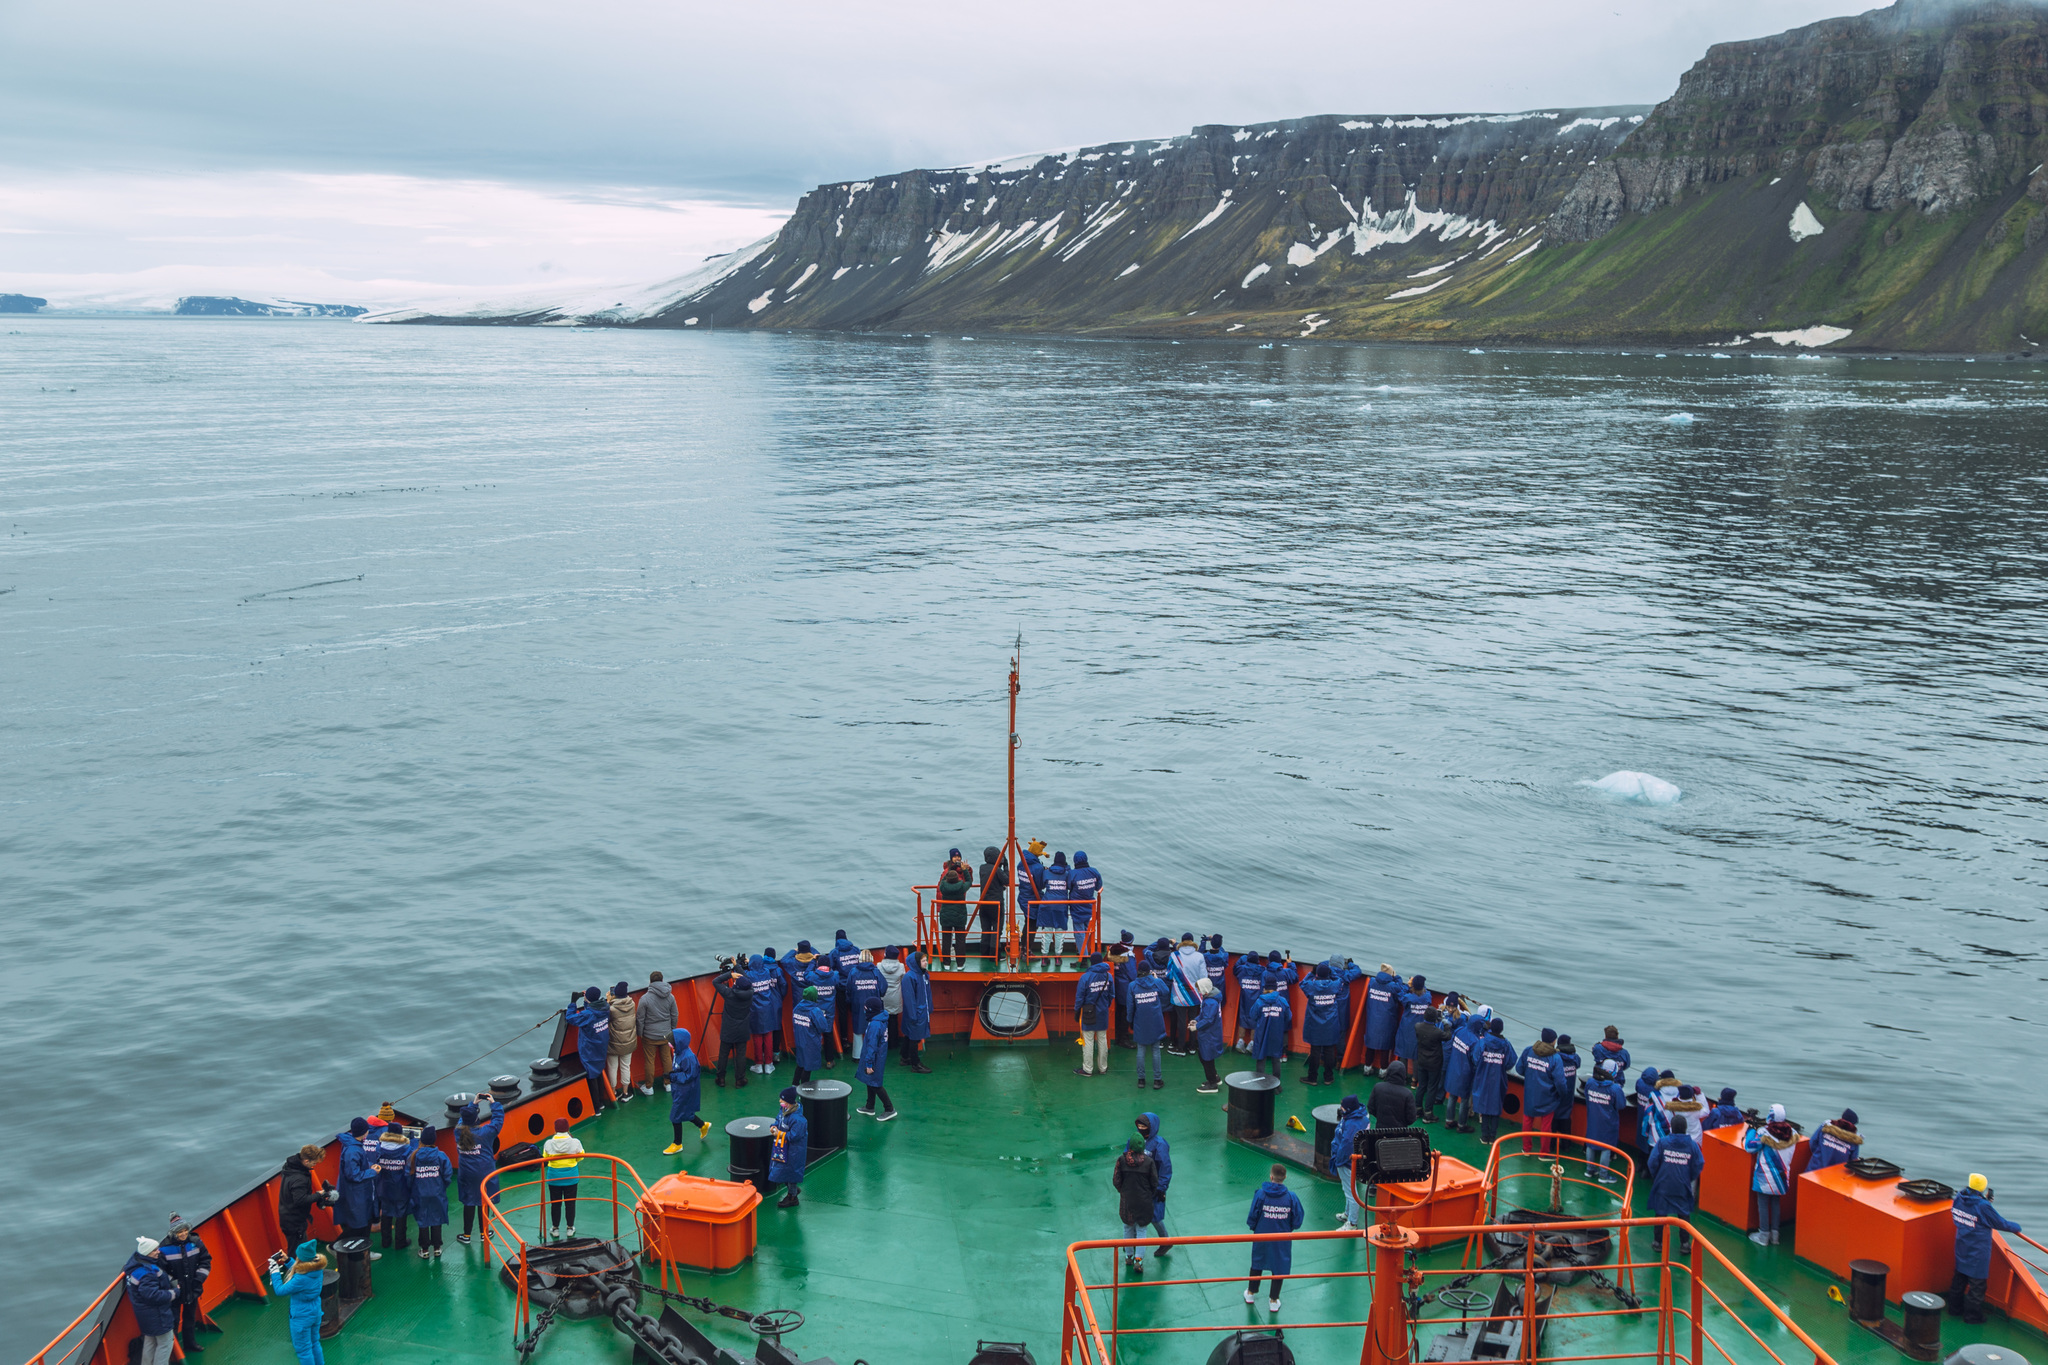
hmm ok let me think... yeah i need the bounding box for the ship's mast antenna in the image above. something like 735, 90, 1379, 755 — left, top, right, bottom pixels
1003, 635, 1023, 968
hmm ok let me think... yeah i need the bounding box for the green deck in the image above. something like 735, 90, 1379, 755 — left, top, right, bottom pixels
188, 1043, 2040, 1365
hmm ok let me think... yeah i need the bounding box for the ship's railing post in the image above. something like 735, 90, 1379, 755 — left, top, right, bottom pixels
1689, 1231, 1704, 1365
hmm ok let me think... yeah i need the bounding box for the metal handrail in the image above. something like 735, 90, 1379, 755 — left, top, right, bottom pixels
480, 1153, 665, 1341
26, 1277, 120, 1365
1059, 1217, 1839, 1365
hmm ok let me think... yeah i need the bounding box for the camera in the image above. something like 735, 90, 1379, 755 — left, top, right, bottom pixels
267, 1250, 289, 1274
319, 1187, 339, 1206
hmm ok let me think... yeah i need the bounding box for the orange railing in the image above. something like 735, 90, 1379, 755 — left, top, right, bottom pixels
26, 1278, 121, 1365
480, 1153, 665, 1345
1060, 1214, 1840, 1365
911, 886, 1101, 970
1473, 1136, 1642, 1300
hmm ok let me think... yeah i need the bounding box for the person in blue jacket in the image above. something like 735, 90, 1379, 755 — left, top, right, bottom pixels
1232, 951, 1269, 1052
456, 1098, 506, 1242
1074, 952, 1116, 1077
1515, 1028, 1569, 1155
1069, 851, 1103, 952
1330, 1095, 1370, 1229
842, 951, 886, 1058
1203, 936, 1230, 991
408, 1125, 454, 1258
1135, 1112, 1173, 1252
803, 959, 842, 1067
899, 952, 932, 1072
124, 1238, 180, 1365
1582, 1059, 1627, 1183
566, 987, 613, 1106
1645, 1128, 1705, 1256
1250, 974, 1293, 1078
1443, 1009, 1486, 1134
827, 932, 861, 1052
1471, 1018, 1517, 1145
663, 1026, 710, 1154
745, 954, 782, 1074
1110, 937, 1139, 1048
790, 989, 831, 1086
268, 1241, 328, 1365
1702, 1087, 1744, 1133
1245, 1165, 1305, 1313
1806, 1109, 1863, 1171
1017, 840, 1047, 952
1126, 959, 1169, 1089
1300, 962, 1350, 1087
1363, 966, 1403, 1074
1393, 974, 1431, 1069
1036, 852, 1073, 963
1193, 978, 1226, 1093
336, 1118, 378, 1243
770, 1087, 809, 1209
373, 1121, 417, 1251
855, 998, 897, 1119
1948, 1174, 2023, 1323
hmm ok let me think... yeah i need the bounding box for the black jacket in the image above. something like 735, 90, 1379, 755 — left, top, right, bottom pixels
715, 974, 754, 1042
1414, 1019, 1452, 1069
279, 1154, 321, 1231
1368, 1076, 1418, 1130
1112, 1152, 1160, 1226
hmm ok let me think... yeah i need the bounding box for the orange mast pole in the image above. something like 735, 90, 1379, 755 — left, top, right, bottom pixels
1003, 640, 1024, 969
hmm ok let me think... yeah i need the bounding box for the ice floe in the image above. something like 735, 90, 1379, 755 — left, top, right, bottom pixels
1663, 412, 1696, 425
1580, 771, 1682, 805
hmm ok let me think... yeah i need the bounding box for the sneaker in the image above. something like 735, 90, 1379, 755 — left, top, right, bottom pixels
432, 1246, 443, 1258
1335, 1211, 1353, 1223
663, 1143, 686, 1155
1073, 1068, 1094, 1077
1244, 1290, 1256, 1305
638, 1084, 654, 1096
857, 1105, 876, 1116
1748, 1232, 1769, 1246
1769, 1231, 1780, 1245
1196, 1082, 1221, 1094
457, 1233, 472, 1245
1154, 1244, 1171, 1257
777, 1192, 799, 1209
698, 1120, 712, 1138
1153, 1079, 1164, 1089
1268, 1298, 1281, 1313
1126, 1257, 1143, 1273
367, 1251, 382, 1262
877, 1109, 898, 1122
1138, 1079, 1148, 1089
715, 1076, 726, 1088
420, 1248, 433, 1259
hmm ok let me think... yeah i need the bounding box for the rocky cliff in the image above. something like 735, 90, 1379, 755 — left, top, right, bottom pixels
0, 293, 47, 314
176, 296, 367, 318
388, 0, 2048, 352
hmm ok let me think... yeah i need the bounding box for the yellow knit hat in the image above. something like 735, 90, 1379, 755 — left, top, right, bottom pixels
1968, 1173, 1988, 1193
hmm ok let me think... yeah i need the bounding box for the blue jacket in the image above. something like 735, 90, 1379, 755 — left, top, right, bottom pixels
1069, 863, 1103, 921
1702, 1102, 1744, 1133
1590, 1040, 1631, 1085
1331, 1109, 1369, 1183
1444, 1018, 1483, 1099
1583, 1073, 1626, 1147
1806, 1123, 1860, 1171
566, 999, 610, 1075
373, 1134, 418, 1216
1300, 973, 1349, 1047
1952, 1190, 2022, 1278
1075, 962, 1115, 1030
337, 1132, 378, 1227
1646, 1133, 1705, 1217
1019, 853, 1046, 921
1516, 1045, 1567, 1118
1394, 985, 1431, 1059
1233, 956, 1269, 1026
901, 964, 932, 1040
1251, 988, 1293, 1060
1137, 1111, 1171, 1222
770, 1108, 809, 1185
843, 962, 885, 1016
791, 1002, 830, 1070
1203, 947, 1230, 990
1125, 974, 1167, 1046
668, 1028, 703, 1121
805, 962, 841, 1014
1471, 1034, 1516, 1117
457, 1100, 505, 1207
746, 956, 783, 1033
1194, 995, 1225, 1061
831, 938, 861, 977
1036, 863, 1072, 928
1364, 971, 1403, 1050
857, 1012, 890, 1085
123, 1253, 179, 1337
269, 1263, 325, 1324
410, 1145, 454, 1226
1246, 1180, 1306, 1274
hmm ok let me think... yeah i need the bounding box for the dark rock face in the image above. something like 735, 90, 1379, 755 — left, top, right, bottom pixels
1552, 0, 2048, 239
174, 297, 368, 317
0, 293, 47, 313
624, 109, 1646, 333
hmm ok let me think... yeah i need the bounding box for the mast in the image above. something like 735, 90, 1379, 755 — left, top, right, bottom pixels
1003, 636, 1024, 968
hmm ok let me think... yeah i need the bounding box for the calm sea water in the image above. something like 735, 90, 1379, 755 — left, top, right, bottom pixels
4, 319, 2044, 1352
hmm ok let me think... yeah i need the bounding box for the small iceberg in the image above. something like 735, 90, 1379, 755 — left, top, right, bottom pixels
1581, 771, 1682, 805
1664, 412, 1696, 425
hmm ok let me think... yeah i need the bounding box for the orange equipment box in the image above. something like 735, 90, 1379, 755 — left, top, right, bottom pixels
639, 1173, 761, 1272
1793, 1164, 1954, 1301
1379, 1154, 1485, 1248
1700, 1125, 1808, 1232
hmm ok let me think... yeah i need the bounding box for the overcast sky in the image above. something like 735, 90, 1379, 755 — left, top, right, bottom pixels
2, 0, 1880, 309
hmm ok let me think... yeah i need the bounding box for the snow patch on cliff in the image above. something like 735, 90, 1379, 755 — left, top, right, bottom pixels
1387, 277, 1453, 299
1177, 192, 1234, 241
1242, 262, 1271, 287
1789, 202, 1825, 242
1751, 324, 1851, 347
361, 236, 775, 325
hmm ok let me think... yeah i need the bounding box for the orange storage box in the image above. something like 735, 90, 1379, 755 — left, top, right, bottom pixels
1793, 1164, 1953, 1300
1378, 1155, 1485, 1248
640, 1173, 761, 1272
